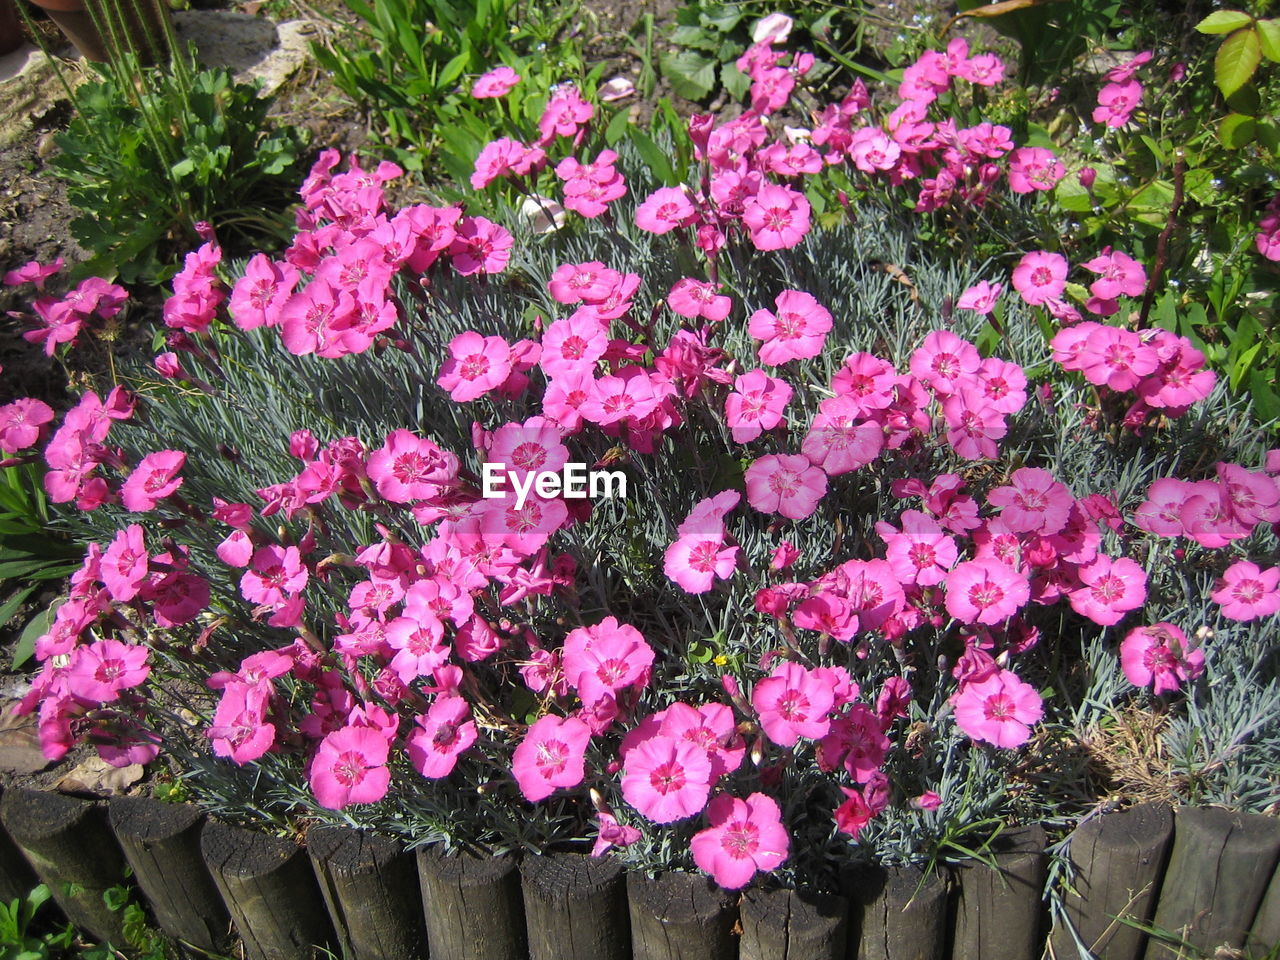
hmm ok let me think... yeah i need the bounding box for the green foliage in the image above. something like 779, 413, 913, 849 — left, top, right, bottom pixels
955, 0, 1126, 85
311, 0, 585, 175
51, 51, 309, 285
0, 885, 77, 960
1197, 9, 1280, 96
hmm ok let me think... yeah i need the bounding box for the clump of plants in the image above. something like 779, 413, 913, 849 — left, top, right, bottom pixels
2, 36, 1278, 898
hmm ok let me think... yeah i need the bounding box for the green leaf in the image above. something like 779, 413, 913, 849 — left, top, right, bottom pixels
1220, 112, 1257, 148
1196, 10, 1253, 33
1055, 176, 1092, 212
604, 106, 632, 147
627, 126, 678, 186
1258, 18, 1280, 61
13, 599, 60, 671
658, 49, 717, 101
0, 583, 37, 629
721, 62, 751, 101
1215, 27, 1262, 97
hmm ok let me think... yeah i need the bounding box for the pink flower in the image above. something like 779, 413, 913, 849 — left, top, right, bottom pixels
562, 617, 655, 706
914, 791, 942, 811
472, 65, 520, 98
751, 661, 835, 747
471, 138, 545, 190
448, 217, 514, 275
909, 330, 980, 396
407, 695, 478, 778
691, 792, 789, 889
539, 314, 607, 379
0, 398, 55, 454
1068, 555, 1146, 626
1120, 623, 1204, 694
121, 450, 186, 512
511, 714, 592, 802
1211, 561, 1280, 621
748, 290, 832, 365
1082, 248, 1146, 300
1093, 80, 1143, 128
744, 454, 827, 520
635, 188, 696, 234
208, 683, 276, 764
537, 84, 593, 144
240, 545, 308, 607
229, 254, 298, 330
311, 725, 391, 809
956, 281, 1003, 315
941, 389, 1007, 460
833, 787, 874, 838
876, 510, 957, 586
102, 524, 150, 602
742, 183, 811, 251
592, 812, 642, 857
438, 331, 514, 401
64, 639, 150, 703
952, 669, 1043, 748
944, 559, 1029, 625
987, 467, 1074, 535
668, 278, 732, 322
1007, 147, 1066, 193
725, 369, 792, 442
367, 429, 458, 502
1012, 251, 1069, 306
3, 257, 64, 288
622, 735, 713, 823
664, 534, 739, 595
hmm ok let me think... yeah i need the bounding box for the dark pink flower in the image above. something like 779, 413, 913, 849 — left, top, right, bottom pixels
64, 639, 149, 703
944, 559, 1029, 625
742, 183, 811, 250
472, 65, 520, 98
121, 450, 186, 512
511, 714, 592, 802
438, 332, 514, 402
407, 695, 477, 778
1068, 555, 1146, 626
752, 662, 835, 747
690, 792, 789, 889
745, 453, 827, 520
1211, 561, 1280, 621
1120, 623, 1204, 694
952, 669, 1042, 748
311, 725, 391, 809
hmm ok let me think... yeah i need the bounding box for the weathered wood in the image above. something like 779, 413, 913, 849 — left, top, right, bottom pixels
0, 788, 40, 906
0, 787, 129, 944
108, 796, 230, 953
1049, 803, 1173, 960
521, 850, 629, 960
951, 823, 1047, 960
200, 820, 336, 960
739, 887, 848, 960
845, 863, 947, 960
1143, 807, 1280, 960
1247, 858, 1280, 958
417, 845, 526, 960
627, 870, 737, 960
307, 825, 427, 960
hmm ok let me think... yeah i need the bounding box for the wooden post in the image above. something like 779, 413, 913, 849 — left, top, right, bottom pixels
739, 887, 848, 960
845, 863, 947, 960
627, 870, 737, 960
201, 820, 336, 960
0, 789, 40, 906
1247, 860, 1280, 958
1049, 803, 1173, 960
521, 851, 630, 960
108, 796, 230, 953
0, 787, 129, 945
307, 825, 427, 960
951, 824, 1047, 960
416, 846, 527, 960
1142, 807, 1280, 960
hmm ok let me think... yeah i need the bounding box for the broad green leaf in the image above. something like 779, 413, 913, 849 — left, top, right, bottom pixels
0, 584, 37, 629
1215, 27, 1262, 97
1220, 112, 1257, 147
604, 106, 632, 147
627, 127, 678, 186
658, 50, 717, 101
14, 599, 60, 670
721, 62, 751, 101
1258, 18, 1280, 61
1196, 10, 1253, 33
1055, 176, 1092, 213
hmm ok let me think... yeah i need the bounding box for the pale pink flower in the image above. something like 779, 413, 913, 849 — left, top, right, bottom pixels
691, 792, 789, 889
952, 669, 1042, 748
1211, 561, 1280, 621
744, 454, 827, 520
957, 280, 1003, 314
748, 289, 832, 365
472, 66, 520, 98
622, 735, 713, 823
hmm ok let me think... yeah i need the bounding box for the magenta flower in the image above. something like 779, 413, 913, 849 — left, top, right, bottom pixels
1093, 79, 1143, 128
121, 450, 186, 512
539, 314, 607, 379
0, 398, 55, 454
752, 662, 836, 747
208, 683, 276, 764
748, 290, 832, 365
448, 217, 514, 275
634, 187, 695, 234
944, 558, 1029, 625
987, 467, 1074, 535
1007, 147, 1066, 193
655, 701, 745, 779
621, 734, 713, 823
438, 331, 514, 402
1211, 561, 1280, 622
64, 639, 150, 704
668, 278, 732, 322
229, 253, 298, 330
101, 524, 150, 602
952, 669, 1043, 748
745, 453, 827, 520
941, 389, 1007, 461
407, 695, 478, 779
801, 397, 884, 476
691, 792, 789, 890
591, 812, 642, 857
664, 534, 739, 595
472, 65, 520, 98
511, 715, 592, 802
367, 429, 459, 502
562, 617, 655, 706
1068, 555, 1147, 626
1120, 623, 1204, 694
956, 280, 1003, 315
724, 369, 792, 443
909, 330, 981, 396
537, 84, 594, 143
311, 725, 391, 810
742, 183, 811, 251
240, 544, 308, 607
1011, 251, 1069, 306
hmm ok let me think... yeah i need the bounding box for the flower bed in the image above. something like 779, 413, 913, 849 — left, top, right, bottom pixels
1, 28, 1279, 960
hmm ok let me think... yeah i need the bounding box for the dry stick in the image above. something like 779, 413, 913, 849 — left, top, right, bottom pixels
1138, 150, 1188, 331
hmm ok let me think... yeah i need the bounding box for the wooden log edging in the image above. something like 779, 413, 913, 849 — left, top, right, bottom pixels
307, 824, 427, 960
0, 788, 1274, 960
201, 820, 337, 960
0, 787, 131, 945
108, 796, 231, 953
